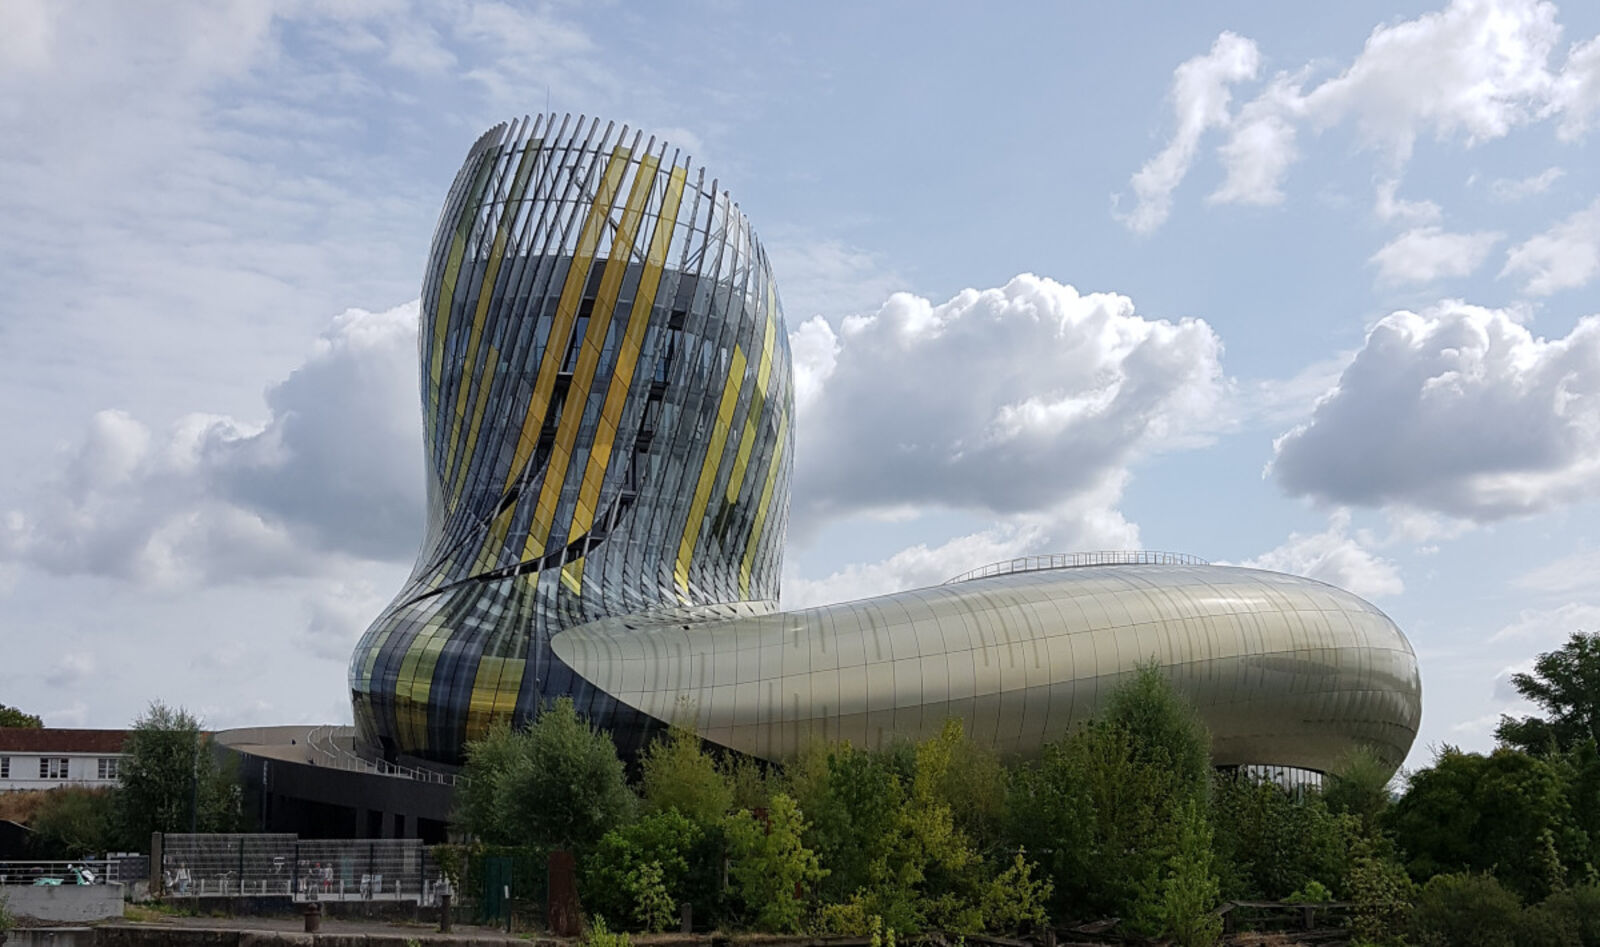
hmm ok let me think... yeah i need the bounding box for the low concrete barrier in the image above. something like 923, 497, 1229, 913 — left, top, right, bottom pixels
1, 883, 124, 923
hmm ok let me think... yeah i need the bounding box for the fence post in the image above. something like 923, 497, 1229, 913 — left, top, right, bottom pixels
291, 840, 299, 899
150, 832, 164, 896
238, 837, 246, 897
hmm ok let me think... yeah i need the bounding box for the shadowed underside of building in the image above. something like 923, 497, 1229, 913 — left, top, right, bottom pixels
346, 113, 1423, 776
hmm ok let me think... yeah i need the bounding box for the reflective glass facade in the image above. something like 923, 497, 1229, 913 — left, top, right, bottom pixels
350, 114, 793, 763
351, 114, 1422, 773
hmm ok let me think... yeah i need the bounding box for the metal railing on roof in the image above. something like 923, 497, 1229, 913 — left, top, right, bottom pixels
942, 550, 1210, 586
304, 726, 457, 787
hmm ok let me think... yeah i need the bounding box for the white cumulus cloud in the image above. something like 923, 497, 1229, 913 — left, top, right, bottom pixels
791, 273, 1227, 532
1271, 300, 1600, 520
0, 303, 423, 585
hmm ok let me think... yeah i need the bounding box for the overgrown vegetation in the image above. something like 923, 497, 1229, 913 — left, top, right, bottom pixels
447, 634, 1600, 943
2, 702, 241, 857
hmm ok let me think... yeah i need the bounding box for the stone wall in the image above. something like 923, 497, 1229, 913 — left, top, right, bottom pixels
1, 882, 124, 923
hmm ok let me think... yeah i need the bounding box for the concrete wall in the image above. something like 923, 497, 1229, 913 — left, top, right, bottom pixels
1, 883, 124, 923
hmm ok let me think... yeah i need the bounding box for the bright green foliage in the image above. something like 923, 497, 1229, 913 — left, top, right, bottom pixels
1344, 837, 1416, 947
639, 723, 734, 826
784, 724, 999, 933
1497, 632, 1600, 756
921, 719, 1009, 855
1323, 745, 1398, 832
725, 793, 826, 933
29, 787, 116, 857
455, 698, 633, 852
979, 852, 1053, 933
1388, 746, 1587, 901
0, 703, 42, 728
115, 703, 241, 846
1210, 773, 1355, 900
580, 915, 633, 947
1156, 798, 1223, 947
584, 810, 700, 930
1409, 873, 1525, 947
622, 860, 675, 933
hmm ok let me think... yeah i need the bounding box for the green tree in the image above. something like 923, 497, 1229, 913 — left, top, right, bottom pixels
115, 703, 240, 847
1158, 798, 1223, 947
0, 704, 42, 728
639, 723, 733, 826
1498, 632, 1600, 756
1387, 746, 1586, 901
29, 788, 117, 857
454, 721, 528, 846
725, 793, 826, 932
1008, 667, 1212, 925
455, 698, 633, 853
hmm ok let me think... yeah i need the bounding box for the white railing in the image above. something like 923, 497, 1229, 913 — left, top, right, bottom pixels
0, 859, 117, 885
303, 726, 457, 786
943, 550, 1210, 585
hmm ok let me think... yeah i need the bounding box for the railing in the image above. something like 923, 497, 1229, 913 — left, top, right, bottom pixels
161, 834, 448, 904
0, 859, 119, 885
943, 550, 1211, 585
303, 725, 457, 786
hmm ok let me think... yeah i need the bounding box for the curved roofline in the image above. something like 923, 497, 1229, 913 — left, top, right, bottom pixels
943, 550, 1210, 585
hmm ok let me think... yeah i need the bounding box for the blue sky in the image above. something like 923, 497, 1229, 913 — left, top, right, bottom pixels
3, 0, 1600, 772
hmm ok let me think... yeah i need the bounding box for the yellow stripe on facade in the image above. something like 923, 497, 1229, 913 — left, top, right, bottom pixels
444, 144, 540, 494
561, 556, 585, 595
393, 610, 451, 752
567, 165, 688, 549
523, 152, 661, 562
723, 304, 778, 507
502, 146, 632, 495
741, 413, 788, 597
464, 656, 525, 742
450, 344, 498, 504
674, 346, 748, 592
427, 158, 495, 425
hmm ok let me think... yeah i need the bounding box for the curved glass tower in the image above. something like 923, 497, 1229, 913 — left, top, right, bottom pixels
352, 114, 1422, 773
350, 114, 793, 763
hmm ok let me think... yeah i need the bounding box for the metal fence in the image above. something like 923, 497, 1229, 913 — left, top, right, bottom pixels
943, 550, 1211, 585
0, 859, 120, 886
160, 834, 449, 904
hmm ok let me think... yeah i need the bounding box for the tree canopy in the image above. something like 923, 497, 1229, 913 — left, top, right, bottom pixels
1497, 631, 1600, 756
0, 703, 43, 728
114, 702, 241, 847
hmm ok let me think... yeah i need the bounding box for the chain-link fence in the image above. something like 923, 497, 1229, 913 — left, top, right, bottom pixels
160, 834, 449, 903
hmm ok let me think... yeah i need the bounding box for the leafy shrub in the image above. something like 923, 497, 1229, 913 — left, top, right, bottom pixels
583, 810, 700, 930
980, 852, 1052, 933
725, 793, 826, 933
1344, 842, 1415, 947
1409, 872, 1523, 947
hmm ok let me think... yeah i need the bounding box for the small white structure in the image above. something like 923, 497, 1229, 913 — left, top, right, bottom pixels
0, 730, 127, 793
